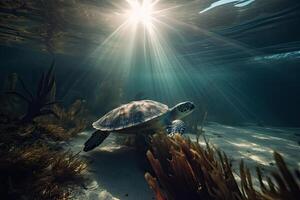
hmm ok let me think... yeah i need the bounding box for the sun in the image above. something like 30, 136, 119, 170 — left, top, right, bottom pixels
125, 0, 157, 28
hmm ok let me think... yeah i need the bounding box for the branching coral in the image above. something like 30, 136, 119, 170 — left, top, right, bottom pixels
145, 133, 300, 200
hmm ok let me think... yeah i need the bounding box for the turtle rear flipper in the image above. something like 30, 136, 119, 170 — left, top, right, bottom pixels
84, 131, 110, 152
166, 120, 186, 137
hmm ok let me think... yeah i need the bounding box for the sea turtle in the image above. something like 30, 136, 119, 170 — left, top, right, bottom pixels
83, 100, 195, 152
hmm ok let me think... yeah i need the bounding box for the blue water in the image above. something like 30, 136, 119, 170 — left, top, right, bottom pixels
1, 0, 300, 126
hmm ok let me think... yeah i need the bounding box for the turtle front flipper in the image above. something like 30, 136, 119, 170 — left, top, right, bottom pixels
84, 131, 110, 152
166, 120, 186, 137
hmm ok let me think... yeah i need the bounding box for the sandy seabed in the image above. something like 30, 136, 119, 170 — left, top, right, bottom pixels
69, 122, 300, 200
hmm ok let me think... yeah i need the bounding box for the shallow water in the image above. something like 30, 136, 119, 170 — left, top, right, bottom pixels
1, 0, 300, 199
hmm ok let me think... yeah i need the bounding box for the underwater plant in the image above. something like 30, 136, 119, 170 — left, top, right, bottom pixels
7, 60, 59, 123
29, 99, 89, 142
0, 100, 87, 144
34, 99, 89, 140
145, 133, 300, 200
196, 111, 207, 143
52, 99, 88, 129
1, 64, 91, 143
239, 152, 300, 200
0, 70, 89, 199
0, 144, 87, 200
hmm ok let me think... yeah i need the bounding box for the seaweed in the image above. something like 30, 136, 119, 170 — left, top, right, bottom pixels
7, 60, 59, 123
52, 99, 87, 129
0, 144, 87, 200
0, 61, 90, 200
2, 62, 90, 142
38, 99, 89, 139
35, 123, 68, 141
145, 133, 300, 200
24, 98, 90, 141
196, 111, 207, 143
240, 152, 300, 200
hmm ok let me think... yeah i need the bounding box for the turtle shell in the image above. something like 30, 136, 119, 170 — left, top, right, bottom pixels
92, 100, 169, 131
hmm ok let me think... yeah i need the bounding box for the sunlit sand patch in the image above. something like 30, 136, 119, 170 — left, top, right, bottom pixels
229, 141, 258, 148
99, 145, 125, 153
191, 123, 300, 175
229, 142, 251, 148
198, 141, 206, 146
248, 155, 270, 166
252, 135, 272, 140
267, 136, 290, 141
79, 131, 90, 136
251, 147, 272, 153
74, 179, 120, 200
286, 143, 299, 149
98, 190, 120, 200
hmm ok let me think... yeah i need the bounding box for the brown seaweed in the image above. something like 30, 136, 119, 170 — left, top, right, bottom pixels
7, 60, 59, 123
0, 144, 87, 200
145, 133, 300, 200
196, 111, 207, 143
0, 61, 90, 200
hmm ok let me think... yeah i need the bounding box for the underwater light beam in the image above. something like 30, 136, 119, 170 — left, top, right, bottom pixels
125, 0, 159, 28
90, 0, 201, 102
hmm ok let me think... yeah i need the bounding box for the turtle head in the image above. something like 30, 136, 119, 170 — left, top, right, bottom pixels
171, 101, 195, 119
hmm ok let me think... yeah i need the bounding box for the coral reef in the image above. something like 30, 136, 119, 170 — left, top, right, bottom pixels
145, 133, 300, 200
